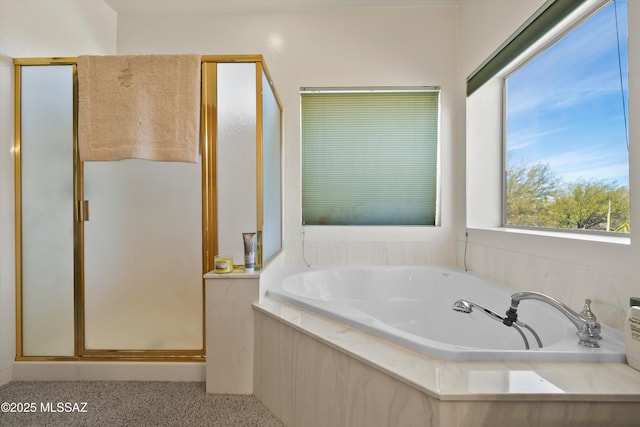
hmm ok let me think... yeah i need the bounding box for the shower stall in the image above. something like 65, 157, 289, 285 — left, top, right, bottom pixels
14, 55, 282, 360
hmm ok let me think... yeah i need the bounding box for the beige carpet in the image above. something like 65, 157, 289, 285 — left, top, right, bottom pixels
0, 381, 283, 426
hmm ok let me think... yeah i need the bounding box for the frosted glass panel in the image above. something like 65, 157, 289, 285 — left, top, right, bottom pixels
261, 70, 282, 262
216, 63, 257, 263
20, 65, 75, 356
83, 159, 203, 350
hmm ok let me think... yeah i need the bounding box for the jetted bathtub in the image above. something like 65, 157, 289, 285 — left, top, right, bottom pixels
266, 266, 626, 362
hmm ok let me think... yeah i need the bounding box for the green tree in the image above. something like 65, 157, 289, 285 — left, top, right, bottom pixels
506, 162, 559, 227
506, 163, 630, 233
548, 180, 630, 231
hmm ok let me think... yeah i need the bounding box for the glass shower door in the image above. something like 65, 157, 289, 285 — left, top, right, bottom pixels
17, 60, 205, 358
82, 159, 203, 352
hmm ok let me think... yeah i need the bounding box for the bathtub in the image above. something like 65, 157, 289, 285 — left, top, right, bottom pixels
266, 266, 626, 362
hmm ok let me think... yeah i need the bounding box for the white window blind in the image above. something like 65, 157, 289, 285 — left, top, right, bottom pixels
301, 88, 440, 226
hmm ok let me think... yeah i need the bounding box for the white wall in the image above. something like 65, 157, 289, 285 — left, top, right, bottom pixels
118, 2, 639, 333
115, 5, 463, 267
3, 0, 634, 382
460, 0, 640, 332
0, 0, 116, 384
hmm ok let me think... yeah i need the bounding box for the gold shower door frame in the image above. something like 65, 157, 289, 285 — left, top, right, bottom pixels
13, 57, 220, 361
14, 54, 276, 361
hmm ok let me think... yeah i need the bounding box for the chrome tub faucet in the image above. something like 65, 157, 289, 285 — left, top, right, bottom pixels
503, 291, 602, 348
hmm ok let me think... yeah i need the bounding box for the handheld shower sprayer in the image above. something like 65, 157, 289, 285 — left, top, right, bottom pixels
452, 299, 504, 323
452, 299, 543, 350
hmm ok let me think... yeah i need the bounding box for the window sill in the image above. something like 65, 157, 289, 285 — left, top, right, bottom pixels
467, 226, 630, 246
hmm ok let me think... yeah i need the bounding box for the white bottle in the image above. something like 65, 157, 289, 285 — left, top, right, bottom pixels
624, 299, 640, 371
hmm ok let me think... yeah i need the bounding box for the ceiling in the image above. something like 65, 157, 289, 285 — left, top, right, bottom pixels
103, 0, 460, 15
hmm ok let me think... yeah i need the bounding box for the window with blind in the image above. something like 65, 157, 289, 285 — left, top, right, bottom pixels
301, 88, 440, 226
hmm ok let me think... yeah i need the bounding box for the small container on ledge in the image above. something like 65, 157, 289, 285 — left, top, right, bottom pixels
213, 255, 234, 274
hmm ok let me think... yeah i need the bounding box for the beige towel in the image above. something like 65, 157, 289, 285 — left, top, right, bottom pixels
78, 54, 201, 163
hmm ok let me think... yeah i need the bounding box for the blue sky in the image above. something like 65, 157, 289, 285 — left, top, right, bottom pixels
506, 0, 629, 187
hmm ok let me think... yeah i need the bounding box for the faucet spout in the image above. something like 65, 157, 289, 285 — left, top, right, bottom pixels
508, 291, 602, 348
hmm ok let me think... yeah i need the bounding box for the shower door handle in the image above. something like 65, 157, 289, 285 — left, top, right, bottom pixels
77, 200, 90, 222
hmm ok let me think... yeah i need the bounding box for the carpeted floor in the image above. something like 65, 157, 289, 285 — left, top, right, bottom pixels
0, 381, 284, 427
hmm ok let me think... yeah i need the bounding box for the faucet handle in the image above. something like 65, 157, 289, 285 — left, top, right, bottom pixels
579, 299, 602, 347
580, 298, 597, 320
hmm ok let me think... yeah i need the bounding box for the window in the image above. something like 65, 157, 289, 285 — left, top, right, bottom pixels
504, 0, 629, 233
301, 88, 440, 226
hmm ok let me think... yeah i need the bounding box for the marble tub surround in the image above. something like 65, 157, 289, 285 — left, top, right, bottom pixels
286, 238, 456, 267
253, 298, 640, 426
460, 232, 639, 333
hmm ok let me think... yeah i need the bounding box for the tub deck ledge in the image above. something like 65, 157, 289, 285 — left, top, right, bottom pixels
254, 297, 640, 403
